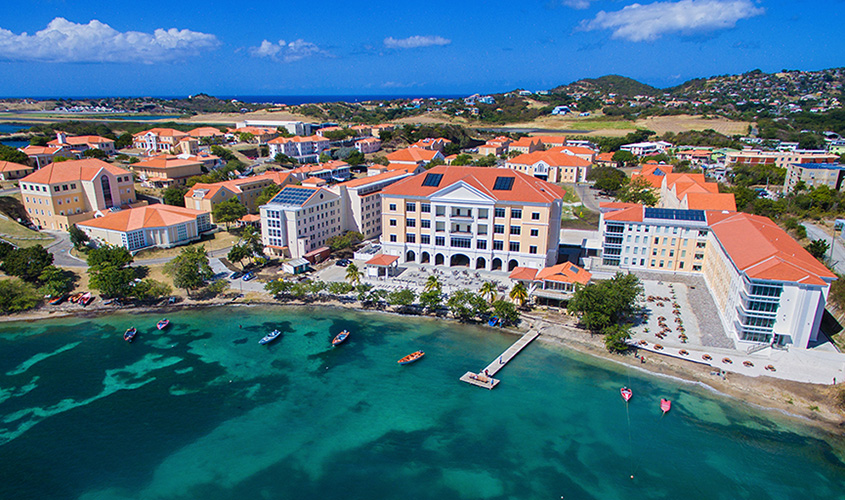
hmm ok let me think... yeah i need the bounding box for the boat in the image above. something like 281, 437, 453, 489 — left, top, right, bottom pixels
79, 292, 93, 306
68, 292, 83, 303
660, 398, 672, 414
398, 351, 425, 365
259, 329, 282, 345
124, 327, 137, 343
488, 316, 499, 327
156, 319, 170, 330
620, 387, 633, 402
48, 294, 66, 305
332, 330, 349, 346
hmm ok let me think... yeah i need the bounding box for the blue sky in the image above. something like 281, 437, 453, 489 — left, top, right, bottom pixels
0, 0, 842, 97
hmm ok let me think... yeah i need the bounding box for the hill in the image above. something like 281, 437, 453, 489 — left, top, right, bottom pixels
552, 75, 660, 97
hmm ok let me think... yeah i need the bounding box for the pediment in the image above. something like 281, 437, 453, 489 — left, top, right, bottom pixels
430, 180, 495, 204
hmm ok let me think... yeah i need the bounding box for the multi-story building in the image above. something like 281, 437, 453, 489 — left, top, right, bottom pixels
186, 127, 226, 141
508, 137, 543, 154
827, 140, 845, 156
132, 156, 203, 188
19, 145, 79, 168
229, 126, 279, 144
0, 161, 33, 181
185, 171, 293, 219
327, 168, 415, 240
478, 136, 512, 157
131, 128, 190, 153
236, 120, 311, 136
19, 158, 137, 231
78, 204, 212, 252
505, 150, 591, 183
783, 163, 845, 193
620, 141, 673, 156
267, 135, 331, 163
410, 137, 451, 152
355, 137, 382, 154
379, 166, 565, 271
385, 148, 444, 168
48, 132, 116, 155
725, 149, 838, 170
259, 185, 343, 259
659, 172, 736, 211
288, 161, 351, 183
598, 204, 836, 349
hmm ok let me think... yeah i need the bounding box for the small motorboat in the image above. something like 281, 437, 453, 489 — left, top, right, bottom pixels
68, 292, 83, 303
621, 387, 633, 402
259, 329, 282, 345
124, 327, 137, 343
398, 351, 425, 365
660, 398, 672, 414
332, 330, 350, 346
79, 292, 93, 306
488, 316, 499, 327
48, 294, 66, 305
102, 298, 115, 305
156, 319, 170, 330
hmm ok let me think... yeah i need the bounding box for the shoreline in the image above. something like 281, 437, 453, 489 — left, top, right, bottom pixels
3, 296, 844, 435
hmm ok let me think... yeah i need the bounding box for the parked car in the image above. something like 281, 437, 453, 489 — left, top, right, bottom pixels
230, 271, 244, 279
242, 272, 256, 281
335, 259, 350, 267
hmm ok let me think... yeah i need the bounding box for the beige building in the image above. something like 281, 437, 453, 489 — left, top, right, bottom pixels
783, 162, 845, 193
48, 132, 116, 155
0, 161, 33, 180
505, 150, 591, 183
19, 145, 79, 168
185, 171, 293, 219
78, 204, 212, 252
133, 156, 203, 188
385, 148, 444, 168
19, 158, 137, 231
132, 128, 191, 153
327, 168, 415, 240
379, 166, 566, 271
260, 185, 343, 259
725, 149, 838, 169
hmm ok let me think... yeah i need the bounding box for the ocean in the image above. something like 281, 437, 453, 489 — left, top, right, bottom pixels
0, 306, 842, 500
222, 95, 465, 105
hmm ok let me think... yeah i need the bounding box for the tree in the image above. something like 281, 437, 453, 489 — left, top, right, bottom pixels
418, 288, 443, 312
87, 246, 133, 269
255, 184, 283, 207
326, 231, 363, 251
265, 279, 295, 299
345, 263, 362, 286
53, 156, 70, 163
30, 136, 49, 146
132, 279, 172, 300
212, 198, 247, 227
603, 323, 632, 353
423, 275, 442, 293
447, 289, 488, 322
163, 185, 189, 207
355, 282, 373, 302
371, 155, 389, 166
480, 281, 498, 303
164, 246, 214, 296
805, 239, 830, 260
343, 150, 365, 166
1, 245, 53, 283
240, 225, 263, 257
114, 133, 133, 149
611, 150, 637, 166
0, 144, 30, 164
89, 263, 136, 298
274, 153, 298, 166
38, 265, 74, 298
617, 176, 659, 206
239, 132, 255, 143
568, 272, 642, 334
327, 281, 354, 295
491, 299, 520, 326
451, 154, 473, 166
69, 224, 89, 250
0, 278, 41, 313
587, 167, 626, 193
228, 244, 251, 269
509, 282, 529, 307
83, 148, 108, 159
387, 288, 416, 312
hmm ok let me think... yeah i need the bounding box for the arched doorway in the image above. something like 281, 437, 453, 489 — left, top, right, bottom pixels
406, 250, 415, 262
491, 258, 502, 271
435, 253, 445, 266
450, 254, 470, 267
421, 251, 430, 264
508, 259, 519, 271
476, 257, 486, 270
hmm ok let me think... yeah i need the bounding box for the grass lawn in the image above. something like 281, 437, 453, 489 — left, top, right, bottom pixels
0, 195, 55, 248
561, 206, 600, 230
133, 230, 239, 261
559, 184, 581, 204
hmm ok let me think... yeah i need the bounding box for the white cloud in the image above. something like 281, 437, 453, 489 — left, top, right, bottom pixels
383, 35, 451, 49
579, 0, 765, 42
563, 0, 594, 9
249, 39, 326, 62
0, 18, 219, 63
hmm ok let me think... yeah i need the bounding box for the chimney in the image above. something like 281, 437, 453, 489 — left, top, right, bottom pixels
57, 131, 67, 145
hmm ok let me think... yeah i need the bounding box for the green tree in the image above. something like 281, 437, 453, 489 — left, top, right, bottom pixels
114, 132, 133, 149
164, 246, 214, 296
423, 275, 442, 293
447, 289, 488, 322
240, 225, 263, 257
163, 185, 189, 207
355, 282, 373, 302
345, 263, 362, 286
38, 265, 74, 298
371, 155, 389, 166
326, 231, 363, 251
255, 183, 283, 207
212, 198, 248, 227
89, 263, 136, 298
265, 279, 294, 299
0, 144, 30, 164
274, 153, 297, 165
509, 282, 529, 307
480, 281, 498, 303
228, 244, 251, 269
491, 299, 520, 326
319, 153, 333, 163
611, 150, 637, 166
418, 288, 443, 312
30, 136, 49, 146
603, 323, 632, 352
587, 167, 627, 193
568, 272, 642, 333
327, 281, 354, 295
387, 288, 416, 312
1, 245, 54, 283
132, 278, 172, 300
805, 239, 830, 260
344, 150, 365, 166
617, 176, 659, 206
239, 132, 255, 143
0, 278, 41, 313
83, 148, 108, 159
69, 224, 89, 250
87, 246, 133, 269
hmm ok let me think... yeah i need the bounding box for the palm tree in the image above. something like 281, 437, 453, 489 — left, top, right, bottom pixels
240, 225, 262, 258
509, 282, 529, 308
345, 263, 362, 286
480, 281, 498, 303
423, 275, 442, 293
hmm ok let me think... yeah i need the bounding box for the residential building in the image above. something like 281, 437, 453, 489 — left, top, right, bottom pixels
598, 204, 835, 349
509, 262, 592, 304
411, 137, 451, 152
827, 140, 845, 156
131, 128, 190, 153
327, 168, 415, 240
478, 136, 512, 157
236, 120, 311, 136
78, 204, 212, 251
267, 135, 331, 163
508, 137, 543, 154
187, 127, 226, 141
288, 161, 351, 183
620, 141, 673, 156
229, 126, 278, 144
385, 148, 444, 167
19, 158, 137, 231
355, 137, 382, 154
658, 172, 736, 211
505, 150, 591, 183
316, 126, 343, 138
370, 124, 395, 139
185, 171, 293, 218
132, 156, 203, 188
594, 152, 616, 167
259, 185, 342, 259
350, 125, 373, 138
379, 166, 566, 271
549, 145, 596, 162
19, 145, 79, 168
631, 163, 674, 188
725, 149, 839, 170
48, 132, 116, 155
532, 136, 568, 148
675, 149, 714, 165
0, 161, 33, 180
783, 163, 845, 193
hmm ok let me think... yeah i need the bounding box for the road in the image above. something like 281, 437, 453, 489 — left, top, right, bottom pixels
803, 222, 845, 275
570, 182, 601, 212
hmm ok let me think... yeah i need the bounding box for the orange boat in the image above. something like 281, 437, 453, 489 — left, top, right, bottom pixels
398, 351, 425, 365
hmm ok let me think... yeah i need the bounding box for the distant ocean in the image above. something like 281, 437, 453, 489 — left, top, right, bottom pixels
219, 94, 465, 105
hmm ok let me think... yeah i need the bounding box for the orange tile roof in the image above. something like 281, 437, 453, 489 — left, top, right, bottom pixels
335, 169, 412, 189
509, 151, 591, 168
599, 201, 642, 210
268, 135, 329, 144
232, 126, 277, 135
685, 192, 737, 211
381, 166, 566, 204
549, 145, 595, 156
530, 135, 567, 145
21, 145, 63, 155
366, 254, 399, 266
536, 262, 591, 285
602, 205, 644, 222
135, 156, 202, 170
239, 214, 261, 222
509, 267, 538, 281
356, 137, 381, 144
132, 128, 188, 138
510, 137, 541, 148
187, 127, 225, 137
596, 152, 615, 162
48, 135, 113, 146
79, 204, 206, 232
0, 161, 32, 173
189, 172, 291, 199
708, 212, 835, 286
386, 148, 440, 163
22, 158, 130, 184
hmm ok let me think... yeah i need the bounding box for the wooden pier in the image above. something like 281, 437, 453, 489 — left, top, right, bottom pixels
460, 330, 540, 389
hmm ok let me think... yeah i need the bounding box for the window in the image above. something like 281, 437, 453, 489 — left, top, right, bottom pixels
406, 234, 416, 243
477, 240, 487, 249
529, 245, 537, 254
421, 203, 431, 213
510, 226, 521, 235
421, 234, 430, 244
659, 260, 664, 268
389, 219, 397, 227
407, 219, 416, 227
651, 260, 656, 266
451, 238, 471, 248
654, 237, 659, 244
494, 224, 505, 234
53, 186, 60, 192
389, 204, 396, 211
530, 228, 539, 237
421, 219, 431, 229
511, 209, 522, 219
495, 208, 505, 218
532, 212, 540, 220
652, 249, 657, 256
509, 242, 520, 252
436, 206, 446, 216
493, 240, 504, 251
435, 236, 445, 246
669, 250, 674, 257
390, 234, 397, 242
679, 262, 684, 269
406, 202, 416, 212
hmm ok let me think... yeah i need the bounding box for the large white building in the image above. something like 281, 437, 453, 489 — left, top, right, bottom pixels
236, 120, 312, 136
327, 168, 415, 240
260, 185, 342, 259
267, 135, 331, 163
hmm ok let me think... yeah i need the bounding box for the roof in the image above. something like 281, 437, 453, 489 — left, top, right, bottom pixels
685, 192, 737, 211
595, 152, 615, 162
133, 128, 188, 138
509, 267, 538, 281
0, 161, 33, 173
268, 134, 329, 144
381, 165, 566, 204
187, 127, 225, 137
366, 254, 399, 266
78, 204, 206, 232
188, 172, 291, 200
510, 137, 541, 148
268, 185, 322, 207
790, 163, 845, 170
239, 214, 261, 222
530, 135, 567, 145
509, 150, 591, 168
355, 137, 381, 144
21, 158, 129, 184
335, 169, 412, 189
48, 135, 113, 146
708, 212, 835, 286
386, 148, 441, 163
549, 145, 595, 156
20, 145, 62, 155
536, 263, 591, 284
134, 157, 202, 170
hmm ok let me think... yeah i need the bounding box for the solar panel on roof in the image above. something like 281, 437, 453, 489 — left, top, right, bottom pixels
270, 187, 314, 206
644, 207, 705, 222
422, 173, 443, 187
493, 176, 515, 191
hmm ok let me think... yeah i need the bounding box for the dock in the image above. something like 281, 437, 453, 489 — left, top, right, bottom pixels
460, 330, 540, 389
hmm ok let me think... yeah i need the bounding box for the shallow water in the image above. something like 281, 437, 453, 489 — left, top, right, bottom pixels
0, 306, 843, 499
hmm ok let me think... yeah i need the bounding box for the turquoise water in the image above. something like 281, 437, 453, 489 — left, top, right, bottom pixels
0, 306, 843, 500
